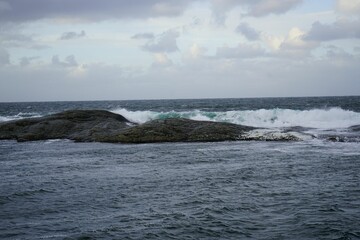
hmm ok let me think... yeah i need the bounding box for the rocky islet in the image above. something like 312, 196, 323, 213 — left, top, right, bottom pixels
0, 110, 256, 143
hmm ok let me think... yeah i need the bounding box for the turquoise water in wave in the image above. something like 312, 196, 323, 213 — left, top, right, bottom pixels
0, 96, 360, 239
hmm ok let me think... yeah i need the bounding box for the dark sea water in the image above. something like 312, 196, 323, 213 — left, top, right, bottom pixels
1, 96, 360, 239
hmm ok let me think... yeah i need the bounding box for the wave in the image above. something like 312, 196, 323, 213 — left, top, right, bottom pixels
111, 107, 360, 129
0, 112, 42, 122
1, 107, 359, 130
240, 129, 315, 141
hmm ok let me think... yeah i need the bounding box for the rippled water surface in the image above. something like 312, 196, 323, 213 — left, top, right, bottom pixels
1, 139, 359, 239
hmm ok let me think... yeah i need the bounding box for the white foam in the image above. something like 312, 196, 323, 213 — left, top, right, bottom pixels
44, 139, 72, 144
0, 112, 43, 122
239, 129, 314, 141
211, 108, 360, 129
111, 107, 360, 129
111, 108, 157, 123
0, 116, 14, 122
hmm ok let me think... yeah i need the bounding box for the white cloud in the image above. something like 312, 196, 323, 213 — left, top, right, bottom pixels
337, 0, 360, 15
264, 27, 318, 58
189, 44, 207, 59
263, 34, 285, 51
68, 64, 87, 78
152, 53, 173, 69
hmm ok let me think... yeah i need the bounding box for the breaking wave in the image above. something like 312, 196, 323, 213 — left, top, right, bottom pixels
1, 107, 359, 131
0, 112, 42, 122
112, 107, 360, 129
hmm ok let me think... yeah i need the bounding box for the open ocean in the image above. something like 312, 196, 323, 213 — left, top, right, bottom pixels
1, 96, 360, 239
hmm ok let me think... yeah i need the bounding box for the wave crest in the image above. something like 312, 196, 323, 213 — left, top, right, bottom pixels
0, 112, 42, 122
111, 107, 360, 129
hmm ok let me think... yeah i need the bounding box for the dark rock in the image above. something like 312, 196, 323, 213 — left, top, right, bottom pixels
0, 110, 133, 142
349, 125, 360, 132
326, 136, 344, 142
0, 110, 257, 143
109, 118, 255, 143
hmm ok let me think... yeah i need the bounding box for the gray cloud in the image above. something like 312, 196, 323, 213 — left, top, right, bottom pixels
0, 32, 32, 42
236, 22, 260, 41
212, 0, 303, 24
0, 0, 303, 24
0, 47, 10, 65
128, 52, 360, 99
325, 45, 354, 61
60, 30, 86, 40
0, 28, 48, 49
216, 43, 265, 59
211, 0, 239, 25
1, 48, 359, 101
131, 32, 155, 40
247, 0, 303, 17
305, 19, 360, 41
277, 42, 317, 59
0, 31, 32, 46
142, 30, 179, 53
0, 1, 11, 11
191, 17, 202, 27
19, 56, 39, 66
52, 55, 78, 68
0, 0, 193, 22
0, 62, 142, 102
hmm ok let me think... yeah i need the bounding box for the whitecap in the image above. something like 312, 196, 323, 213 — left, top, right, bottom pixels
110, 107, 360, 130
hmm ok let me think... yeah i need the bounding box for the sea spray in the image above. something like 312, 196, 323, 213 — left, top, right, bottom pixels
0, 112, 43, 122
111, 107, 360, 129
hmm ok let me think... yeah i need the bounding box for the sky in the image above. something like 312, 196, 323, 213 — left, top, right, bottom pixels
0, 0, 359, 102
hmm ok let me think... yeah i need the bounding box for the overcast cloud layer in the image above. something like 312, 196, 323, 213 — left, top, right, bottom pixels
0, 0, 359, 101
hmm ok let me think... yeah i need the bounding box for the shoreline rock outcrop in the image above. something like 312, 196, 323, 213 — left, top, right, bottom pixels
0, 110, 133, 142
110, 118, 255, 143
0, 110, 256, 143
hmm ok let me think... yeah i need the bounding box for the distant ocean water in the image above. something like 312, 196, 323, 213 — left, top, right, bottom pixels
1, 96, 360, 239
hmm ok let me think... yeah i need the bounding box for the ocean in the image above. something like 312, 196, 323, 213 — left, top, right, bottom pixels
1, 96, 360, 239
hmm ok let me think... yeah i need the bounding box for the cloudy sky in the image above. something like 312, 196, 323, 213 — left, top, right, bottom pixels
0, 0, 359, 102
